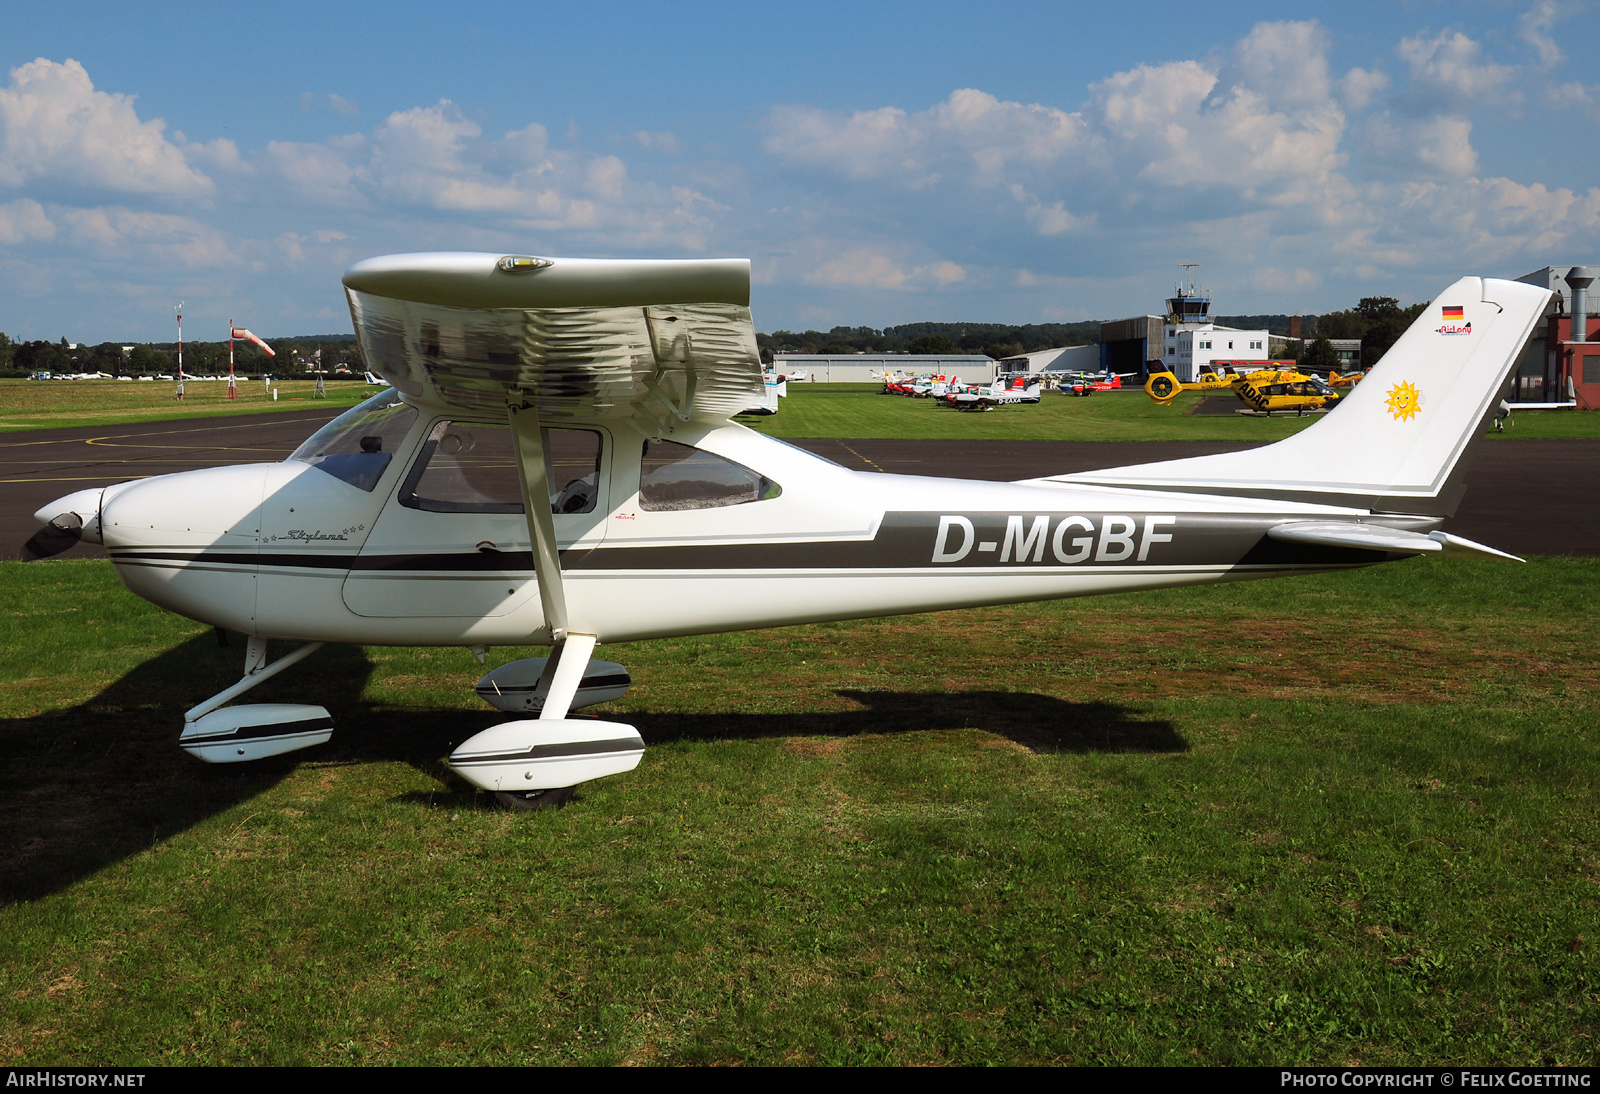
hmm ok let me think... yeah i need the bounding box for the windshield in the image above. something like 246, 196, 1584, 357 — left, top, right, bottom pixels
288, 388, 419, 491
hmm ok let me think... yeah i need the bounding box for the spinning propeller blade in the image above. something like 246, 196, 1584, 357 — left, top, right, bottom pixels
20, 511, 83, 561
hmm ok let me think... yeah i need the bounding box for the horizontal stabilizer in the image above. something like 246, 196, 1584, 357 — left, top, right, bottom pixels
1267, 522, 1522, 561
1427, 530, 1524, 562
1268, 521, 1441, 553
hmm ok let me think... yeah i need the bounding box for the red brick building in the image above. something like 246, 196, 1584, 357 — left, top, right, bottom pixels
1545, 312, 1600, 409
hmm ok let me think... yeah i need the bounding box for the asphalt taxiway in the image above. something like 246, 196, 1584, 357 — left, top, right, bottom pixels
4, 408, 1595, 560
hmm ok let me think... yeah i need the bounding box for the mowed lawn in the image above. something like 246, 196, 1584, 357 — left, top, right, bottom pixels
740, 384, 1598, 442
1, 556, 1596, 1065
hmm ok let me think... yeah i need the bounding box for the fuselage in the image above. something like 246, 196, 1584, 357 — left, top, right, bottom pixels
95, 391, 1412, 647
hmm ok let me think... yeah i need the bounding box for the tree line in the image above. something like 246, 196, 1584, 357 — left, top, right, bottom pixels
0, 296, 1432, 377
757, 321, 1103, 363
0, 334, 364, 379
752, 302, 1423, 367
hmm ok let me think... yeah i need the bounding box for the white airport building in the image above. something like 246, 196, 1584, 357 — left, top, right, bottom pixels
772, 353, 996, 384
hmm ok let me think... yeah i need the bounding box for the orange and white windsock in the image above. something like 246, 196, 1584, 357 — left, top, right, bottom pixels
230, 328, 276, 356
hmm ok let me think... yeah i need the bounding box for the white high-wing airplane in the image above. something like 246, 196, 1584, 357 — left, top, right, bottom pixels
32, 254, 1548, 808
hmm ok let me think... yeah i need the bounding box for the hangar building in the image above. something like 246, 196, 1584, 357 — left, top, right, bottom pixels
997, 345, 1099, 374
772, 353, 996, 384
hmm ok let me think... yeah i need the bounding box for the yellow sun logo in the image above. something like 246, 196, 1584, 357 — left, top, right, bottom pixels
1386, 380, 1421, 421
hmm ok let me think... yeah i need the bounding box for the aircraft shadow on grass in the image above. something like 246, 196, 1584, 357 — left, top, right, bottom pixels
0, 633, 1183, 904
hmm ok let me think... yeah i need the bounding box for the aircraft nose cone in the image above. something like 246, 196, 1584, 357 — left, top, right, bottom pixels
100, 465, 268, 549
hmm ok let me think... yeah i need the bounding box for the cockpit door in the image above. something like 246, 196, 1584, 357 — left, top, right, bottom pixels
341, 420, 609, 620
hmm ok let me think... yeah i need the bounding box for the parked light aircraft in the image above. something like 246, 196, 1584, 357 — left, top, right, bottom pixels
30, 255, 1546, 808
1057, 370, 1135, 397
937, 375, 1043, 410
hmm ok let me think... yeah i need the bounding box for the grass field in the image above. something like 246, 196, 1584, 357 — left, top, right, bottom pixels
2, 557, 1596, 1065
4, 378, 1592, 441
0, 379, 372, 433
745, 384, 1597, 442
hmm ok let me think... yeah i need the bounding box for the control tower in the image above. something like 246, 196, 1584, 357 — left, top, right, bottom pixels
1167, 263, 1212, 325
1159, 263, 1268, 382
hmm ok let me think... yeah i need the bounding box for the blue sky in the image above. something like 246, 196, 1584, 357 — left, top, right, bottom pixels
2, 1, 1597, 342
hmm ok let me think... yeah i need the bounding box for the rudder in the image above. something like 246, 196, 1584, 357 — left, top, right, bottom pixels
1052, 277, 1552, 515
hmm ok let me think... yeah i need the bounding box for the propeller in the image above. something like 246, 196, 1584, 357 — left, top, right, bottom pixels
20, 511, 84, 561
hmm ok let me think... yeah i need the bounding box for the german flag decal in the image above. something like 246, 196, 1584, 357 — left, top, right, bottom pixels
1441, 305, 1465, 320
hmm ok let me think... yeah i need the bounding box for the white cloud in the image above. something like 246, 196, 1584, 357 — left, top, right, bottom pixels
0, 198, 54, 244
264, 139, 363, 204
1216, 20, 1333, 110
807, 249, 911, 290
1339, 68, 1390, 112
763, 88, 1090, 187
55, 206, 237, 267
803, 248, 967, 291
632, 130, 683, 154
276, 228, 350, 266
301, 92, 358, 116
357, 102, 623, 228
1397, 32, 1516, 107
1089, 22, 1348, 201
752, 16, 1600, 319
1358, 113, 1478, 177
1519, 1, 1565, 66
1546, 80, 1600, 119
0, 58, 212, 196
1243, 266, 1322, 291
1009, 185, 1090, 235
1389, 176, 1600, 260
183, 136, 247, 174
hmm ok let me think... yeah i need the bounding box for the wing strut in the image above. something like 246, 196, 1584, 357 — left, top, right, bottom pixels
507, 396, 597, 721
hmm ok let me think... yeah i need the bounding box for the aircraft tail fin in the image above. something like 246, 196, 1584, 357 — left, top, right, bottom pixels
1050, 277, 1552, 515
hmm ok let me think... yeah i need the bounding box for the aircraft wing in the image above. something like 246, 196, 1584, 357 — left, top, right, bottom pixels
343, 252, 763, 423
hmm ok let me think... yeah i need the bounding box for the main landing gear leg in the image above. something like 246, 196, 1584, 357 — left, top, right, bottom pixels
178, 637, 332, 763
447, 395, 644, 808
486, 633, 599, 810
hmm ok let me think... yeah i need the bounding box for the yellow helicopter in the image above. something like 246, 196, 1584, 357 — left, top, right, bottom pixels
1145, 360, 1361, 412
1232, 369, 1344, 414
1143, 361, 1287, 404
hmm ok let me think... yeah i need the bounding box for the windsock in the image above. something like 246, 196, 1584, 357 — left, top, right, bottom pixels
231, 328, 276, 356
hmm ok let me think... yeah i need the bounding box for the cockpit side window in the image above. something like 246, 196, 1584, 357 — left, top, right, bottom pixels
400, 421, 602, 514
638, 440, 781, 512
288, 388, 418, 492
